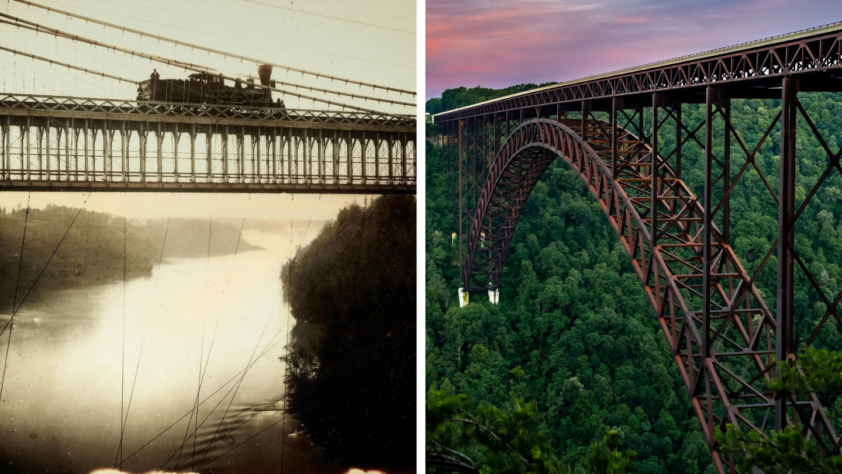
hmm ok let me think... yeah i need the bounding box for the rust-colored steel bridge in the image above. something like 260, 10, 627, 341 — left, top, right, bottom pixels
0, 94, 415, 194
433, 23, 842, 472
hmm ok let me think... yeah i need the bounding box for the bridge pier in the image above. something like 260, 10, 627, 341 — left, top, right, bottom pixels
487, 288, 499, 305
458, 288, 468, 308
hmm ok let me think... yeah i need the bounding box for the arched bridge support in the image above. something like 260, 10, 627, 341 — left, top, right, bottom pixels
436, 75, 842, 472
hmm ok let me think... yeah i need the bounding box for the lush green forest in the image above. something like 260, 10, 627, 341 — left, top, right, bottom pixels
426, 86, 842, 473
426, 83, 555, 116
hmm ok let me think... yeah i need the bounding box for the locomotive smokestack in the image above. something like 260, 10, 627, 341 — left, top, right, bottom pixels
258, 64, 273, 86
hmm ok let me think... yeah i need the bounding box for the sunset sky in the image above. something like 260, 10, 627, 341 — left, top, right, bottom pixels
426, 0, 842, 100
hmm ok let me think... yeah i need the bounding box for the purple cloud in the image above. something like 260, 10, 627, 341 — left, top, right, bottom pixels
426, 0, 842, 100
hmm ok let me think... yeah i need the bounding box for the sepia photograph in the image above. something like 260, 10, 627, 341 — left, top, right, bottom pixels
425, 1, 841, 473
0, 1, 416, 473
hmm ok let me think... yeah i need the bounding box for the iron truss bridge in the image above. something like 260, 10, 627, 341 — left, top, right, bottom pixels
433, 23, 842, 473
0, 94, 416, 193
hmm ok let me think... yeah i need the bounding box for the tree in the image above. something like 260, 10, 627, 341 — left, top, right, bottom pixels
427, 389, 569, 474
581, 430, 635, 474
718, 349, 842, 474
281, 195, 416, 471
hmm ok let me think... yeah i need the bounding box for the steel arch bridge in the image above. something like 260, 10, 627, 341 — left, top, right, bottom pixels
433, 23, 842, 472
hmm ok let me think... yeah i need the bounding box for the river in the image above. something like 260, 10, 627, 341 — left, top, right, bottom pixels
0, 228, 332, 473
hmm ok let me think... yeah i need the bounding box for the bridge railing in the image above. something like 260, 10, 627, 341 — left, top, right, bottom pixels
0, 93, 416, 129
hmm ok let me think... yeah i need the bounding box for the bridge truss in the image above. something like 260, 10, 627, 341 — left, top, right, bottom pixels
0, 95, 415, 193
434, 24, 842, 472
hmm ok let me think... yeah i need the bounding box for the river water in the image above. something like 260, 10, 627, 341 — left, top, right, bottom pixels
0, 233, 328, 473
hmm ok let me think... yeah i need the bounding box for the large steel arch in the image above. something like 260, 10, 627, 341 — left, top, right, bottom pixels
461, 117, 840, 472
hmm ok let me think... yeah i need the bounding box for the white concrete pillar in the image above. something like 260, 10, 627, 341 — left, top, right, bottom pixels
488, 288, 499, 305
458, 288, 468, 308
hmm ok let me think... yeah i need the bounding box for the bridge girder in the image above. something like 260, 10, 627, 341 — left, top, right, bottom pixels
0, 96, 416, 194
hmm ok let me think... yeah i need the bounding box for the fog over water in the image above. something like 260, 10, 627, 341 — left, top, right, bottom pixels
0, 192, 365, 474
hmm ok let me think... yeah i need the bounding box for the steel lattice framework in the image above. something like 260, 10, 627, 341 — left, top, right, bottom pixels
434, 24, 842, 473
0, 95, 415, 193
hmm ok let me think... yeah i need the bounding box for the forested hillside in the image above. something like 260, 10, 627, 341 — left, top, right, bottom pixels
425, 83, 555, 116
426, 87, 842, 473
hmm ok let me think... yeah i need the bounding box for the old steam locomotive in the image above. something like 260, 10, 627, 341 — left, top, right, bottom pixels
137, 64, 285, 108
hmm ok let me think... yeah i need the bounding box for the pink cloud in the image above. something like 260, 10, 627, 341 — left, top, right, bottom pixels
426, 0, 840, 100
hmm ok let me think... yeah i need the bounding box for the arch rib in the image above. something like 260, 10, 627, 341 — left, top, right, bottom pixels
463, 117, 840, 473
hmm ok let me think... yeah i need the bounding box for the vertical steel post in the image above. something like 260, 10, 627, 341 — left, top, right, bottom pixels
84, 121, 89, 181
156, 123, 163, 182
206, 129, 212, 181
493, 114, 499, 159
173, 124, 180, 182
612, 97, 621, 177
637, 106, 644, 144
652, 93, 663, 307
581, 101, 591, 141
346, 133, 352, 184
702, 85, 718, 443
25, 118, 30, 181
254, 130, 260, 182
71, 121, 77, 181
46, 125, 50, 180
45, 124, 53, 181
471, 117, 477, 227
333, 129, 339, 183
139, 124, 146, 181
190, 124, 196, 182
272, 128, 278, 182
318, 129, 324, 183
459, 120, 464, 285
3, 116, 9, 180
105, 125, 112, 181
703, 86, 716, 360
121, 121, 127, 182
451, 122, 457, 236
675, 105, 682, 180
723, 95, 731, 244
222, 126, 229, 183
91, 127, 98, 180
375, 132, 380, 184
400, 134, 410, 184
777, 76, 798, 431
238, 131, 245, 184
388, 134, 395, 184
481, 116, 486, 184
3, 119, 8, 179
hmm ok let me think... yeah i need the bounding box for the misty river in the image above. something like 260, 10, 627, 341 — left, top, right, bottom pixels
0, 238, 326, 473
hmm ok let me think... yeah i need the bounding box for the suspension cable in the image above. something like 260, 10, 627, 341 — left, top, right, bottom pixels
0, 44, 137, 85
0, 192, 30, 404
118, 326, 287, 466
10, 0, 416, 96
0, 15, 401, 114
279, 217, 313, 474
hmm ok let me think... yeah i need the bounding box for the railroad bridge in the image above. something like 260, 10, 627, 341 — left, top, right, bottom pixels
0, 94, 416, 194
434, 23, 842, 473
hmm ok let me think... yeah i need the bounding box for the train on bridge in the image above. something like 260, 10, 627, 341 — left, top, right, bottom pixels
137, 64, 285, 108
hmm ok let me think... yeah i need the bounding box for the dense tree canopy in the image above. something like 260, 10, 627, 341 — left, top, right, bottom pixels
281, 195, 416, 471
426, 83, 555, 116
